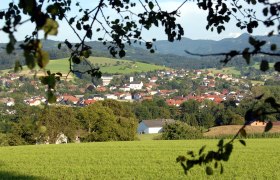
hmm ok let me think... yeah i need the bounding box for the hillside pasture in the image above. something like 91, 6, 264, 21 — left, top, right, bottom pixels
0, 139, 280, 179
1, 56, 167, 76
204, 67, 241, 76
87, 57, 168, 74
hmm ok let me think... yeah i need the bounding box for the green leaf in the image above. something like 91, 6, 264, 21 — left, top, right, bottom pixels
76, 22, 81, 30
263, 7, 268, 16
268, 31, 274, 37
46, 4, 59, 15
242, 48, 251, 64
270, 44, 277, 51
214, 162, 218, 169
72, 56, 81, 64
37, 50, 50, 68
24, 51, 36, 69
274, 62, 280, 72
81, 50, 91, 58
249, 37, 256, 46
199, 145, 206, 155
239, 140, 246, 146
39, 125, 47, 133
220, 164, 224, 174
86, 29, 92, 39
41, 18, 59, 39
119, 49, 126, 58
56, 72, 62, 76
240, 128, 247, 137
148, 1, 154, 10
264, 121, 273, 132
260, 60, 269, 71
47, 75, 56, 89
6, 34, 16, 54
206, 166, 213, 175
14, 61, 23, 72
69, 17, 75, 25
47, 91, 57, 104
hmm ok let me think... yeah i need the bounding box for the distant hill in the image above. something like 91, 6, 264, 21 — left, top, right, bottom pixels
151, 33, 280, 56
1, 34, 279, 70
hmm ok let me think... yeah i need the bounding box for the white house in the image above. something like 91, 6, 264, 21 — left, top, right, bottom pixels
121, 93, 132, 100
137, 119, 174, 134
101, 76, 114, 86
129, 81, 143, 90
104, 94, 118, 100
119, 86, 130, 92
55, 133, 68, 144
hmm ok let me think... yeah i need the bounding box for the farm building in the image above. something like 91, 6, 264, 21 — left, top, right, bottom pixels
137, 119, 174, 134
55, 133, 68, 144
250, 121, 267, 126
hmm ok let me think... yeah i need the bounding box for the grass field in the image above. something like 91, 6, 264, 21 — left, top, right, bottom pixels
205, 67, 241, 76
2, 56, 167, 76
87, 57, 168, 74
0, 139, 280, 179
204, 62, 274, 77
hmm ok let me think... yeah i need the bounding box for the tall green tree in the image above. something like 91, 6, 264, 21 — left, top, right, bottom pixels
37, 106, 79, 143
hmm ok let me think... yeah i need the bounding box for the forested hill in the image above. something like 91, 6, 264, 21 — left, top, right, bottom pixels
151, 33, 280, 56
0, 34, 279, 70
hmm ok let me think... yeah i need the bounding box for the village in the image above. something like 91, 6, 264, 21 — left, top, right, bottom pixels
0, 68, 256, 108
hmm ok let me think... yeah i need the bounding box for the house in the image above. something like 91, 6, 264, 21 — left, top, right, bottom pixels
62, 95, 79, 104
149, 77, 158, 83
119, 86, 130, 92
250, 121, 267, 126
101, 76, 113, 86
121, 93, 132, 100
28, 99, 41, 106
55, 133, 68, 144
129, 81, 143, 90
137, 119, 174, 134
84, 99, 96, 105
104, 94, 118, 100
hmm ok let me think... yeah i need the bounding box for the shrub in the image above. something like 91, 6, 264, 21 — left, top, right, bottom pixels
161, 122, 203, 140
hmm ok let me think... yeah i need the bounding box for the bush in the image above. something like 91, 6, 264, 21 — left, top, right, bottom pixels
161, 122, 203, 140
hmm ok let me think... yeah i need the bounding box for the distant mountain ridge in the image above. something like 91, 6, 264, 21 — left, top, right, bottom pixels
151, 33, 280, 56
0, 33, 279, 70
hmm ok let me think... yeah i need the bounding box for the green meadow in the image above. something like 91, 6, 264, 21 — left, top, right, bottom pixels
2, 56, 167, 76
0, 139, 279, 179
87, 56, 168, 74
205, 67, 242, 76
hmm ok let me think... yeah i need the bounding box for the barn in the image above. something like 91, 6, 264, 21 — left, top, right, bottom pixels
137, 119, 174, 134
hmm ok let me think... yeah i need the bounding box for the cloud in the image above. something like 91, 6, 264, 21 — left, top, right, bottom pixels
228, 32, 242, 38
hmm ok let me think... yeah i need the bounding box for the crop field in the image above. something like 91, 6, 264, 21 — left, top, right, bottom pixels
0, 139, 279, 179
205, 125, 280, 137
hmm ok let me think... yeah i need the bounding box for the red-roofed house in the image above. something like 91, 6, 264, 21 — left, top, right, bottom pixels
84, 99, 96, 105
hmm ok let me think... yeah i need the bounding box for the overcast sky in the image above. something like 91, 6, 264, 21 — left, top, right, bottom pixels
0, 0, 272, 43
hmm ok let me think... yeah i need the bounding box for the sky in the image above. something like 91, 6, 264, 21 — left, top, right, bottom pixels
0, 0, 274, 43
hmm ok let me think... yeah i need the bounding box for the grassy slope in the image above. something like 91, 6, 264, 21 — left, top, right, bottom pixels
87, 56, 168, 74
206, 67, 241, 76
0, 139, 279, 179
2, 57, 167, 76
205, 62, 274, 77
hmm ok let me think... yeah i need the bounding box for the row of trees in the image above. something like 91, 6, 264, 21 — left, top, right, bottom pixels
0, 100, 138, 146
